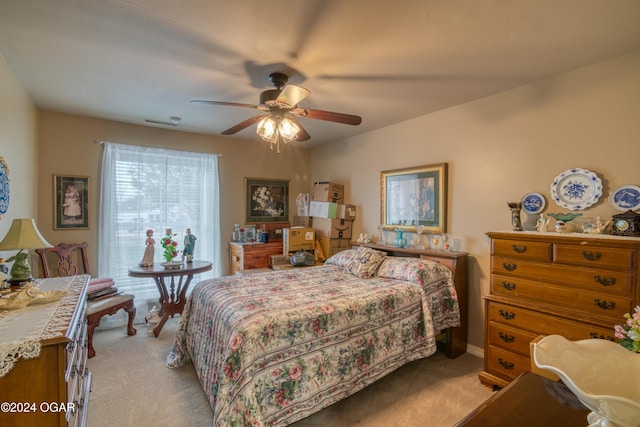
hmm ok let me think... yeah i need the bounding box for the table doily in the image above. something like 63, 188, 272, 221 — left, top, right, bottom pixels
0, 275, 87, 377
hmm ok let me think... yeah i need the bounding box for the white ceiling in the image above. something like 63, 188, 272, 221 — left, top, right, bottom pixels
1, 0, 640, 146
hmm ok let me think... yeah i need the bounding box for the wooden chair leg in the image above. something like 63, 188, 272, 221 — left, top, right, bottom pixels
86, 298, 137, 358
124, 303, 137, 336
87, 317, 99, 359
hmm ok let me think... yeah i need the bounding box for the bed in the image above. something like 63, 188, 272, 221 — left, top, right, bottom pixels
166, 245, 467, 426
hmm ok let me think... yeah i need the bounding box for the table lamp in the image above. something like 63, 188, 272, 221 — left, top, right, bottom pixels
0, 218, 53, 284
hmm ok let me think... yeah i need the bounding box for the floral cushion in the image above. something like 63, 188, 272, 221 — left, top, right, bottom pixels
324, 249, 358, 267
377, 257, 439, 287
345, 246, 387, 278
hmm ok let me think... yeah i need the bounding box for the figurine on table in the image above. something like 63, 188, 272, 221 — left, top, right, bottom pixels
139, 229, 155, 267
182, 228, 197, 263
536, 214, 550, 232
6, 251, 32, 283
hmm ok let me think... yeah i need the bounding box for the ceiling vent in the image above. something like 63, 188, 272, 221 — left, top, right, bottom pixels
144, 116, 181, 126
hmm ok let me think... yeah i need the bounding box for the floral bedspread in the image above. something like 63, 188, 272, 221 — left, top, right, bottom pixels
166, 263, 459, 426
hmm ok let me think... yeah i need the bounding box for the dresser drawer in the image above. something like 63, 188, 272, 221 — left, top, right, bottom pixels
485, 345, 530, 382
554, 244, 635, 269
487, 300, 616, 341
492, 239, 552, 261
491, 274, 633, 319
491, 257, 633, 294
487, 321, 539, 356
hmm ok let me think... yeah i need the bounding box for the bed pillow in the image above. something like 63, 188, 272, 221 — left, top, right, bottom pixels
324, 248, 358, 267
345, 246, 387, 278
377, 257, 436, 287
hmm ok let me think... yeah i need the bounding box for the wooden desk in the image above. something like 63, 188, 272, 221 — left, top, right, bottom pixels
128, 261, 212, 337
454, 372, 589, 426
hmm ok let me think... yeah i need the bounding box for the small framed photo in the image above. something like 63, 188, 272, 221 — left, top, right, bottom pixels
54, 175, 89, 229
245, 178, 289, 223
243, 227, 257, 243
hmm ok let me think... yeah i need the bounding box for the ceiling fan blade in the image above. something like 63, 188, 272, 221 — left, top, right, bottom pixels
288, 117, 310, 142
191, 100, 258, 109
221, 115, 266, 135
276, 84, 310, 107
292, 108, 362, 126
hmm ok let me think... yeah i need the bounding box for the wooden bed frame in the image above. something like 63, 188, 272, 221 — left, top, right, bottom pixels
350, 242, 468, 358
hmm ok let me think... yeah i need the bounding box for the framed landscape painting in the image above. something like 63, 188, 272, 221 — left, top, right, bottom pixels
380, 163, 447, 234
245, 178, 289, 223
54, 175, 90, 229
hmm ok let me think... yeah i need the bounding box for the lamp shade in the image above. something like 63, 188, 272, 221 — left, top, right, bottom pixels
0, 218, 53, 250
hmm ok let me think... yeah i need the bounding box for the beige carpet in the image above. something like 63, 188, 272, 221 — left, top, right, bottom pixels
87, 318, 493, 426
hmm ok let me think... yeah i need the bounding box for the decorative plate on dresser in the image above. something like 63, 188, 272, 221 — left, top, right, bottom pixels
550, 168, 602, 211
0, 156, 9, 218
521, 192, 546, 215
608, 185, 640, 212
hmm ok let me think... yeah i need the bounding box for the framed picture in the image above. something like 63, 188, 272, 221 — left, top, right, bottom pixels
54, 175, 90, 229
380, 163, 447, 234
243, 226, 257, 243
245, 178, 289, 223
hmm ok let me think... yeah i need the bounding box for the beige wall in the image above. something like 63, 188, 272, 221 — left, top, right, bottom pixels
309, 51, 640, 350
0, 55, 39, 255
36, 112, 311, 275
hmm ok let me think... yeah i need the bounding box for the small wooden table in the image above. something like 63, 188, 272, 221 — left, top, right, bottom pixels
454, 372, 589, 426
128, 260, 212, 337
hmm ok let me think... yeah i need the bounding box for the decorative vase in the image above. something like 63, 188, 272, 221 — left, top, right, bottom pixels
161, 260, 182, 270
393, 229, 407, 248
508, 202, 524, 231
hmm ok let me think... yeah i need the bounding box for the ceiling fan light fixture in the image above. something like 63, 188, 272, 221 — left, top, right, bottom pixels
256, 115, 301, 154
279, 117, 300, 143
256, 116, 278, 143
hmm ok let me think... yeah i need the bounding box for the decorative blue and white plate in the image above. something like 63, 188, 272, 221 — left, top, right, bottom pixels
521, 192, 546, 214
550, 168, 602, 211
0, 157, 9, 218
608, 185, 640, 212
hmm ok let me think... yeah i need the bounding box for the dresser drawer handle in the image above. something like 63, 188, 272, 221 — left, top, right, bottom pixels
594, 299, 616, 310
582, 251, 602, 261
594, 276, 616, 286
498, 332, 515, 343
511, 244, 527, 253
498, 309, 516, 320
498, 358, 515, 370
501, 282, 516, 291
502, 263, 517, 271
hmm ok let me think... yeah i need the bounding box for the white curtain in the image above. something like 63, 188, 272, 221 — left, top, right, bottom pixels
98, 142, 221, 321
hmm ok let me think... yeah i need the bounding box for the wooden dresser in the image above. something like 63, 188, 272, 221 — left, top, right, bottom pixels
229, 241, 284, 275
480, 231, 640, 389
0, 275, 91, 427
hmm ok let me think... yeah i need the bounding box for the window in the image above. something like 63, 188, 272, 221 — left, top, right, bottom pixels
98, 143, 220, 313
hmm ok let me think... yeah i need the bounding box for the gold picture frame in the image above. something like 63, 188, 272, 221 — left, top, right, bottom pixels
380, 163, 447, 234
54, 175, 90, 229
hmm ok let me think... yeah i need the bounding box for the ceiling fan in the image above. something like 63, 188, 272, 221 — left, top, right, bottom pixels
191, 72, 362, 151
